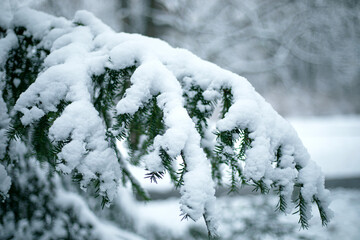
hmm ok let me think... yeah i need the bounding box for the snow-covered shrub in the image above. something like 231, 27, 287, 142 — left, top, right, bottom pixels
0, 8, 332, 239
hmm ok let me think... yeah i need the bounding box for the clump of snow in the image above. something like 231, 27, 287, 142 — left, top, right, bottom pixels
12, 8, 69, 40
12, 9, 120, 202
0, 30, 18, 66
0, 1, 12, 29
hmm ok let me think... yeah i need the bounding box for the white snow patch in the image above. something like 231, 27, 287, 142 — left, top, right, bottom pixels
0, 163, 11, 197
289, 115, 360, 178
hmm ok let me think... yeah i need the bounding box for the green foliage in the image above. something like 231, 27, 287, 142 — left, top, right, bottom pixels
92, 66, 135, 127
159, 148, 178, 185
294, 190, 309, 229
0, 21, 331, 240
114, 96, 166, 164
182, 84, 216, 137
220, 88, 233, 118
275, 185, 287, 213
1, 26, 49, 165
252, 179, 270, 194
145, 171, 165, 184
2, 27, 48, 109
0, 159, 97, 240
313, 196, 329, 227
213, 128, 251, 192
273, 147, 288, 214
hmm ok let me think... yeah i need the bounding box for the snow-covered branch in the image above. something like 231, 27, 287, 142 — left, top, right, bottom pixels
0, 7, 332, 237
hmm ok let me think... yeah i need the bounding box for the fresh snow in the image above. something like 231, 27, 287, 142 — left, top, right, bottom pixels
130, 115, 360, 190
114, 188, 360, 240
0, 30, 17, 66
0, 7, 333, 233
289, 116, 360, 178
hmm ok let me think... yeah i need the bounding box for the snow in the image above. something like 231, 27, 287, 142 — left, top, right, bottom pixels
56, 189, 145, 240
289, 116, 360, 178
128, 115, 359, 232
50, 100, 121, 201
0, 1, 12, 29
10, 9, 121, 203
1, 3, 359, 239
1, 7, 332, 232
0, 30, 17, 66
0, 163, 11, 197
128, 189, 360, 240
12, 8, 69, 40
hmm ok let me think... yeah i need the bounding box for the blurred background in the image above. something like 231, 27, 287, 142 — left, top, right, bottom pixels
6, 0, 360, 239
27, 0, 360, 116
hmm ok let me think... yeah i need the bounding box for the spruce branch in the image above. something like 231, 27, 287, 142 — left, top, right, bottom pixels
275, 185, 288, 213
145, 171, 165, 184
252, 179, 270, 194
313, 196, 330, 227
220, 88, 233, 118
293, 191, 309, 229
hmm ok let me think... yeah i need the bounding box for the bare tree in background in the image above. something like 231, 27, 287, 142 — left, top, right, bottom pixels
155, 0, 360, 115
31, 0, 360, 115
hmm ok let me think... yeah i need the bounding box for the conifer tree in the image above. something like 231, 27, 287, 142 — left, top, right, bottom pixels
0, 8, 332, 239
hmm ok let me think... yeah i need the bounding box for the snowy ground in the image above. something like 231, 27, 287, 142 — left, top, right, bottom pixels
288, 115, 360, 178
132, 188, 360, 240
129, 115, 360, 239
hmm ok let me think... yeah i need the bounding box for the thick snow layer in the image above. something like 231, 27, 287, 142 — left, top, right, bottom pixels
11, 8, 121, 203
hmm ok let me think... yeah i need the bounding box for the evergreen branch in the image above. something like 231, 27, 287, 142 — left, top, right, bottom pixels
182, 84, 214, 137
293, 191, 309, 229
180, 212, 191, 221
31, 115, 53, 163
275, 146, 282, 166
144, 171, 165, 184
210, 156, 223, 185
51, 137, 71, 156
107, 127, 150, 201
72, 171, 84, 183
252, 179, 270, 194
275, 185, 287, 213
114, 113, 132, 140
313, 196, 330, 227
203, 213, 219, 240
220, 88, 233, 118
101, 196, 110, 209
159, 148, 178, 185
122, 167, 150, 201
6, 115, 28, 142
176, 161, 187, 189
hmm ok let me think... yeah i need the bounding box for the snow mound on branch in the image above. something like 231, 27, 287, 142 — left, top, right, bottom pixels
5, 7, 332, 233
